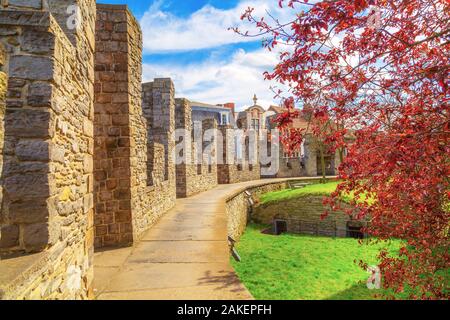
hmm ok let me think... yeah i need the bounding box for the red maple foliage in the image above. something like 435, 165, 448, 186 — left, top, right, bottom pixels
235, 0, 449, 299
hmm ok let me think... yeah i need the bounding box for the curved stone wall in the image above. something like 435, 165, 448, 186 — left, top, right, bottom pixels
225, 178, 324, 242
253, 196, 356, 238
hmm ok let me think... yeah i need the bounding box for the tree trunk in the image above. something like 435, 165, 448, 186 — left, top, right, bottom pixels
319, 144, 326, 183
339, 148, 344, 164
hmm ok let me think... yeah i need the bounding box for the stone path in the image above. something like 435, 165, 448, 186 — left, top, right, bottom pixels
93, 178, 303, 300
94, 178, 320, 300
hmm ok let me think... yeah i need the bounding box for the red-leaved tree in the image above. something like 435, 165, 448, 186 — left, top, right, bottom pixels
235, 0, 449, 299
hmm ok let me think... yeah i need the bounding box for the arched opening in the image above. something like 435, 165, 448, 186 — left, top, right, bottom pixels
346, 221, 365, 239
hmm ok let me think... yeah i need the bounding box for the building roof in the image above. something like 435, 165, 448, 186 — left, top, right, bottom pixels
268, 105, 288, 114
190, 101, 232, 113
245, 104, 266, 113
266, 111, 311, 132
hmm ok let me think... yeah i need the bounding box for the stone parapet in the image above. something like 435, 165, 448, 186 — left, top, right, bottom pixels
94, 4, 135, 248
217, 128, 261, 184
175, 98, 218, 198
0, 0, 96, 299
136, 78, 176, 239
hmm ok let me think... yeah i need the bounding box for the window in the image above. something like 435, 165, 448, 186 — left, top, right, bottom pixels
251, 119, 260, 130
208, 164, 212, 173
221, 114, 228, 125
197, 163, 202, 175
237, 164, 242, 171
249, 164, 253, 171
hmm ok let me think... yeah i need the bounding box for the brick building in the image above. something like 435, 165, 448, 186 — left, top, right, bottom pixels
265, 105, 352, 178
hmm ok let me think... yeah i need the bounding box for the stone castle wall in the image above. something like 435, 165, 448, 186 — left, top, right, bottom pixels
94, 4, 135, 248
217, 126, 260, 184
0, 0, 96, 299
226, 163, 261, 184
276, 158, 306, 178
139, 79, 176, 236
94, 7, 176, 248
175, 98, 218, 198
226, 180, 292, 242
0, 45, 6, 236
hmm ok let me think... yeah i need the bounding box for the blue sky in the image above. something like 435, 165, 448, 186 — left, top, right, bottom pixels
96, 0, 298, 110
98, 0, 241, 19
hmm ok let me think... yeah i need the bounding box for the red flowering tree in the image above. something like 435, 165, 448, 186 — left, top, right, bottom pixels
235, 0, 449, 299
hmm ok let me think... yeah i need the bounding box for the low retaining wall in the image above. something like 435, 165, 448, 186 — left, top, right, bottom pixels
253, 196, 357, 237
225, 178, 325, 242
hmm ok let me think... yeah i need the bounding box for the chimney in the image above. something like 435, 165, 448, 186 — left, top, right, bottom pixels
223, 102, 235, 114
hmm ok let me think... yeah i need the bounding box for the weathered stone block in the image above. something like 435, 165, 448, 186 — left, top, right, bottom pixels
2, 161, 48, 177
108, 223, 120, 234
0, 225, 19, 248
106, 179, 117, 190
83, 155, 93, 173
8, 0, 42, 9
101, 82, 117, 93
21, 30, 55, 54
27, 82, 53, 107
4, 109, 52, 138
111, 93, 128, 104
107, 127, 120, 136
9, 55, 54, 81
4, 174, 49, 200
113, 189, 130, 200
99, 191, 112, 201
95, 225, 107, 237
50, 145, 65, 163
9, 200, 48, 224
115, 211, 131, 223
111, 114, 128, 125
96, 52, 113, 65
7, 78, 26, 90
23, 223, 49, 251
15, 139, 50, 161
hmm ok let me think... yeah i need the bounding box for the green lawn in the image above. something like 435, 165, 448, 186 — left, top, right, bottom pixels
231, 224, 402, 300
260, 181, 340, 205
260, 180, 373, 205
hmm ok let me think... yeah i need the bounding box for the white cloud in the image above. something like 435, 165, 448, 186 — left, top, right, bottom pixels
140, 0, 304, 109
143, 48, 287, 110
139, 0, 300, 53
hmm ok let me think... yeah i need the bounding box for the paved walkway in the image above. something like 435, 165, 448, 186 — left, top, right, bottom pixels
93, 178, 305, 300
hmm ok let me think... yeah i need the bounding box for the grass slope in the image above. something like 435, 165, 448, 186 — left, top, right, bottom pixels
260, 181, 340, 205
231, 224, 402, 300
